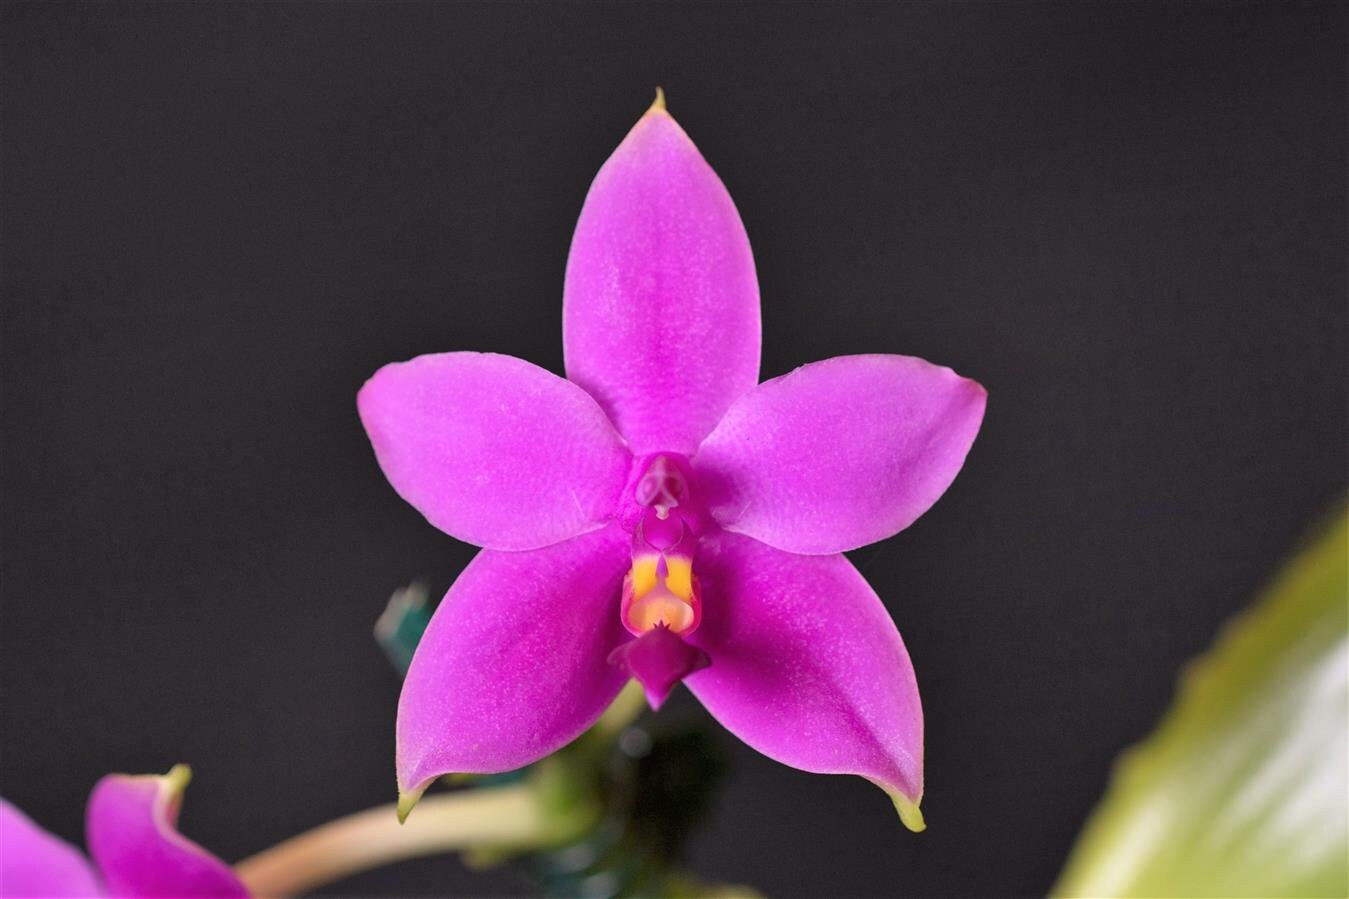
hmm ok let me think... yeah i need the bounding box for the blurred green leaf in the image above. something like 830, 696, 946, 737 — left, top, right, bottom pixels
374, 582, 432, 675
1054, 508, 1348, 898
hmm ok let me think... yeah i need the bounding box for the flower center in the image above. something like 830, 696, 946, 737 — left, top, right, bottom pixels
621, 454, 701, 636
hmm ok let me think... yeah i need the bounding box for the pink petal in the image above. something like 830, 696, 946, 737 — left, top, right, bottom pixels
358, 352, 631, 551
685, 533, 927, 830
693, 354, 986, 554
0, 799, 102, 897
85, 767, 247, 897
397, 527, 631, 806
563, 99, 761, 456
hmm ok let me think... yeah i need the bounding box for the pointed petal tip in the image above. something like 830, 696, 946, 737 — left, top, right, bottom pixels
396, 785, 426, 824
162, 763, 192, 796
883, 785, 926, 832
646, 86, 667, 115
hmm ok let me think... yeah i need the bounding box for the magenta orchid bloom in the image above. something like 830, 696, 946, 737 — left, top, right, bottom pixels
0, 766, 246, 898
358, 92, 985, 832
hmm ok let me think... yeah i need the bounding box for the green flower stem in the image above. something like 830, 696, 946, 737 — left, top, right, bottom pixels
591, 679, 647, 740
234, 686, 648, 897
234, 784, 548, 897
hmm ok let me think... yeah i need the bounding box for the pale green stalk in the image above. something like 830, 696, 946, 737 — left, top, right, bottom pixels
234, 785, 547, 897
235, 683, 649, 896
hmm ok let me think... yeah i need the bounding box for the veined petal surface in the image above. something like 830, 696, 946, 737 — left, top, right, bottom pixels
564, 102, 760, 456
0, 799, 101, 897
685, 533, 925, 828
694, 354, 985, 554
85, 768, 246, 897
398, 527, 631, 798
358, 352, 631, 551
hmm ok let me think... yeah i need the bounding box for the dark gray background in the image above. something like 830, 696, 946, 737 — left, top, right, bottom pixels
3, 2, 1345, 896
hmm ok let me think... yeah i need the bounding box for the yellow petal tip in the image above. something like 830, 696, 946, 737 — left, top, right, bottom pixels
162, 763, 192, 796
396, 785, 425, 824
885, 787, 926, 832
646, 86, 667, 115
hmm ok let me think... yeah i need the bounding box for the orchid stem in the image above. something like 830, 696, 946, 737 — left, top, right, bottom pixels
233, 784, 547, 898
593, 678, 647, 738
236, 688, 645, 896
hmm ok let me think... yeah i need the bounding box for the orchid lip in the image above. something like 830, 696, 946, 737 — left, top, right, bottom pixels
607, 625, 710, 710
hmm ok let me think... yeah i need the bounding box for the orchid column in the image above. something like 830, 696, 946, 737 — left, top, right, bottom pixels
359, 90, 986, 833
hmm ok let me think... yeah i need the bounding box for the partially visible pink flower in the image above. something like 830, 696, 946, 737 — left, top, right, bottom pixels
0, 766, 246, 898
359, 92, 985, 832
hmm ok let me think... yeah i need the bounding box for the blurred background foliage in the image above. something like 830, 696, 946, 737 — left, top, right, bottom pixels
1054, 507, 1348, 898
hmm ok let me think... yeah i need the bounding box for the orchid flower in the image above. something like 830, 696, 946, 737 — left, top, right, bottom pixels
358, 90, 986, 833
0, 766, 246, 897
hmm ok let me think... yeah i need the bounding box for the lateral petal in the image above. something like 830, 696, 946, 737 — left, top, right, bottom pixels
694, 354, 985, 554
358, 352, 631, 551
686, 533, 926, 829
397, 527, 631, 805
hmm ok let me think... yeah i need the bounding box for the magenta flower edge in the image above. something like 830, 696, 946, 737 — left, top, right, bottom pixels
358, 92, 986, 833
0, 765, 247, 897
